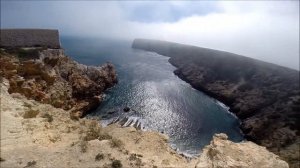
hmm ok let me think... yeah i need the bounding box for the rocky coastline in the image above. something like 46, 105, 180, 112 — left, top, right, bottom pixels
0, 78, 288, 168
132, 38, 300, 167
0, 48, 117, 119
0, 45, 289, 168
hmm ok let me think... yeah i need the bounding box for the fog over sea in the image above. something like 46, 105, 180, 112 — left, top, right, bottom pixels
61, 36, 243, 156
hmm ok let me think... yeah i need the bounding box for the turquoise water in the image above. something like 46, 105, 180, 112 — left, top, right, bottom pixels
61, 36, 243, 156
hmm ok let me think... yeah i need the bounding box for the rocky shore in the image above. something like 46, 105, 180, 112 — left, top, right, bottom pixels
0, 47, 289, 167
0, 48, 117, 119
132, 38, 300, 167
0, 80, 288, 168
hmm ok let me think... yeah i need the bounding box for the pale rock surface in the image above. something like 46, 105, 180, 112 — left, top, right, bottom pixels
132, 39, 300, 168
1, 79, 289, 168
0, 49, 117, 119
0, 79, 195, 168
196, 133, 289, 168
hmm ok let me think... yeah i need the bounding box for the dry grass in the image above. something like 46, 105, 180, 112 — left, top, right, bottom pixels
111, 159, 122, 168
110, 138, 123, 148
41, 113, 53, 122
95, 153, 104, 161
98, 132, 112, 141
82, 121, 114, 142
24, 160, 36, 168
129, 153, 142, 167
23, 109, 39, 119
83, 121, 103, 141
79, 141, 88, 153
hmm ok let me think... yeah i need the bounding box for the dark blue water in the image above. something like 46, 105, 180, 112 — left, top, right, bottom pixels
61, 36, 243, 156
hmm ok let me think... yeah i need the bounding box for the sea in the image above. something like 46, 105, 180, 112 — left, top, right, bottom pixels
61, 36, 243, 157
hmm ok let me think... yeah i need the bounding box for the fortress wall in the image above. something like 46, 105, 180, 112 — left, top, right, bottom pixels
0, 29, 60, 48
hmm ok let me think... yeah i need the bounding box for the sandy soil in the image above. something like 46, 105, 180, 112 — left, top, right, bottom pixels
0, 78, 195, 168
0, 78, 288, 168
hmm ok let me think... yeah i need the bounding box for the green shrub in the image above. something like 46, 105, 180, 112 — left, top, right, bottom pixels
84, 128, 100, 141
23, 102, 32, 108
1, 48, 42, 61
129, 154, 142, 166
110, 138, 123, 148
23, 109, 39, 118
24, 160, 37, 168
19, 48, 38, 56
79, 141, 88, 153
98, 132, 112, 141
0, 49, 6, 55
41, 113, 53, 122
83, 121, 104, 141
111, 160, 122, 168
95, 153, 104, 161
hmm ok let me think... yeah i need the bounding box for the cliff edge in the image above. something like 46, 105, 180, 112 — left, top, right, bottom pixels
0, 78, 288, 167
0, 35, 290, 167
132, 38, 300, 167
0, 48, 117, 119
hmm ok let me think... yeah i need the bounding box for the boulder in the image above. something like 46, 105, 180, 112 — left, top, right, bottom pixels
196, 133, 289, 168
123, 107, 130, 112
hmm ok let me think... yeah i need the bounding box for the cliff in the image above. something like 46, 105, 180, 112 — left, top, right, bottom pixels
0, 37, 289, 167
0, 48, 117, 119
0, 29, 61, 48
196, 133, 288, 168
0, 78, 288, 168
132, 38, 300, 167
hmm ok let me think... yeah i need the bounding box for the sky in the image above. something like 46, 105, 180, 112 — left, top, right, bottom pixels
1, 0, 299, 70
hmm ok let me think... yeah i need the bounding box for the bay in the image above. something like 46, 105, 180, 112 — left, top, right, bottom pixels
61, 36, 243, 156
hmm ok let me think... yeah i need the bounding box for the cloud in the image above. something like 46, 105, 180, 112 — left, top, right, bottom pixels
118, 1, 220, 22
1, 1, 299, 70
123, 1, 299, 70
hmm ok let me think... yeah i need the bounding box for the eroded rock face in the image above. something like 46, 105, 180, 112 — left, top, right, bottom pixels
132, 39, 299, 167
0, 79, 289, 168
196, 133, 289, 168
0, 48, 117, 118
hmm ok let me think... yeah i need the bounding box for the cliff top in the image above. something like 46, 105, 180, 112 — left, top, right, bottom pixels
132, 38, 299, 73
0, 77, 288, 168
132, 38, 300, 167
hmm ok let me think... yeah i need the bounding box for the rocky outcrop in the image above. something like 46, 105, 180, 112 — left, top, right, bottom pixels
0, 80, 289, 168
0, 48, 117, 118
132, 38, 300, 167
196, 133, 289, 168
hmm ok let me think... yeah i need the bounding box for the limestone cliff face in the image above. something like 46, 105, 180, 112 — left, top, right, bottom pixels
0, 48, 117, 118
132, 38, 300, 167
0, 79, 289, 168
196, 134, 288, 168
0, 37, 293, 167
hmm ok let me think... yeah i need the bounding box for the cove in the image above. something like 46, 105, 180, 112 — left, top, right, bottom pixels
61, 36, 243, 156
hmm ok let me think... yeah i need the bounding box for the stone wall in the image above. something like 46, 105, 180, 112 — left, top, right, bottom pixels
0, 29, 60, 48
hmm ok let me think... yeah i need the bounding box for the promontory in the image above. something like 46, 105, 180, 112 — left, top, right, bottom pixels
132, 38, 299, 167
0, 29, 291, 168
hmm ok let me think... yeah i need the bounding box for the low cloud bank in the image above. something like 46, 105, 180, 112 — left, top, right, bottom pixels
1, 1, 299, 69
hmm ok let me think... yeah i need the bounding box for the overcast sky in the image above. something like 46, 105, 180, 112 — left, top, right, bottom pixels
1, 1, 299, 70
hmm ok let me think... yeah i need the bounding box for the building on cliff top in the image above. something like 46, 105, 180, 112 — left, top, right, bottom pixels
0, 29, 60, 48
